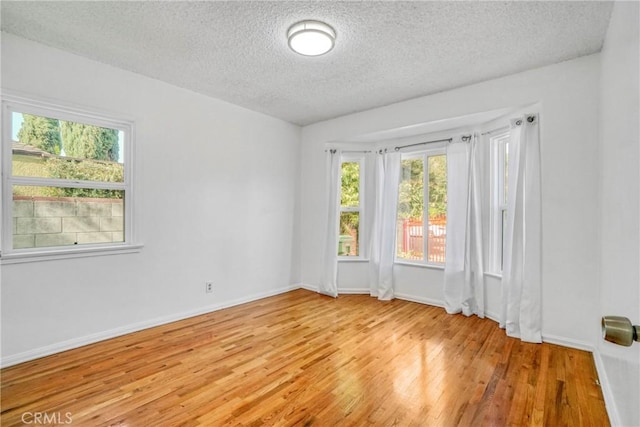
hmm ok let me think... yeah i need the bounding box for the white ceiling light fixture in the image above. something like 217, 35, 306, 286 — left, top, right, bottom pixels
287, 20, 336, 56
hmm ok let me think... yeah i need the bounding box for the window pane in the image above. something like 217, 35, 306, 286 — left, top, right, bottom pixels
397, 158, 424, 260
339, 212, 359, 256
12, 112, 124, 182
13, 185, 124, 250
427, 155, 447, 263
340, 161, 359, 207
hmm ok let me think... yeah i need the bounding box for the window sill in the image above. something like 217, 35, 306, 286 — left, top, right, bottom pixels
338, 257, 369, 263
1, 243, 144, 264
394, 261, 444, 270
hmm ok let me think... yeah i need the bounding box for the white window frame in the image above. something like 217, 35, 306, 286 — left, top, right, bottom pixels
395, 148, 446, 267
1, 92, 141, 263
338, 153, 365, 260
489, 131, 510, 274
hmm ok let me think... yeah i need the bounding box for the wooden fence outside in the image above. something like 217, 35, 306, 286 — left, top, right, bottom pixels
398, 216, 446, 263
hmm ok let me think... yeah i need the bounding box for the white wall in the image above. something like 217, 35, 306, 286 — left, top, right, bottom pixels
300, 54, 602, 349
597, 2, 640, 426
0, 33, 301, 365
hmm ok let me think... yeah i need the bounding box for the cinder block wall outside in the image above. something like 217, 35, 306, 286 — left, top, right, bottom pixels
13, 196, 124, 249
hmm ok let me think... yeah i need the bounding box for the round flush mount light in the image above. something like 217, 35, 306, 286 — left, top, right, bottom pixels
287, 20, 336, 56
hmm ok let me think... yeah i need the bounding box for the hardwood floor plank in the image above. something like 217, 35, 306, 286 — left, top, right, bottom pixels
1, 290, 609, 426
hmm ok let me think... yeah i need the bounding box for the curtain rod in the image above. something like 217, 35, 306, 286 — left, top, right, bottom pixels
324, 149, 372, 153
393, 135, 476, 151
394, 137, 452, 151
327, 135, 472, 155
481, 125, 509, 136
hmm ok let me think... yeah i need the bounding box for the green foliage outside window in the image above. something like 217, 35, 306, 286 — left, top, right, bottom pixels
60, 121, 119, 162
17, 114, 62, 155
428, 155, 447, 218
12, 156, 123, 198
340, 162, 360, 208
13, 114, 123, 198
397, 155, 447, 221
398, 158, 424, 221
45, 158, 124, 198
340, 162, 360, 256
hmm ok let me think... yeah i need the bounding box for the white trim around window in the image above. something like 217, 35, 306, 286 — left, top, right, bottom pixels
1, 92, 141, 263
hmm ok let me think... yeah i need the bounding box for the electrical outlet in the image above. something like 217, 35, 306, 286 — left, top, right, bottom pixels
205, 282, 213, 294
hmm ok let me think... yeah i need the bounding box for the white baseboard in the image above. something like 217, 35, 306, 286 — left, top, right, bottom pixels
593, 350, 619, 427
339, 287, 369, 294
298, 283, 318, 292
296, 284, 369, 295
541, 333, 594, 352
394, 293, 445, 308
1, 284, 299, 368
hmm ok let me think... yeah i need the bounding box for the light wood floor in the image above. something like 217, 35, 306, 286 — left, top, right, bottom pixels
1, 289, 608, 426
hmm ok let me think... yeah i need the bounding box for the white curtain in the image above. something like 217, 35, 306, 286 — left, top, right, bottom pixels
319, 148, 342, 298
500, 115, 542, 343
369, 151, 401, 300
363, 151, 378, 263
368, 152, 383, 297
443, 135, 485, 317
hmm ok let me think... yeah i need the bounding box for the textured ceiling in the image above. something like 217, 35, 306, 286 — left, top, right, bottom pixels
1, 1, 613, 126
